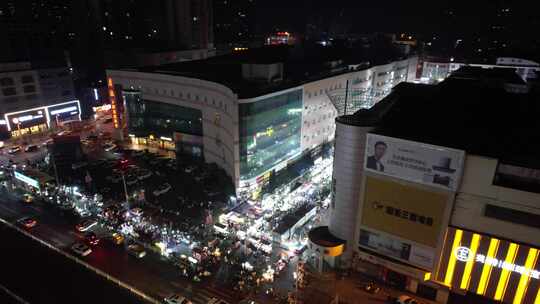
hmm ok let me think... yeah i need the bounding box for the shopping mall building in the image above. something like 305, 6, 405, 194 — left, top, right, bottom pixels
309, 66, 540, 303
0, 62, 81, 140
106, 47, 418, 192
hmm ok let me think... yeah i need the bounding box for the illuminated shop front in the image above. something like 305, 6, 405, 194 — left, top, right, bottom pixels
436, 227, 540, 304
239, 89, 302, 182
3, 100, 81, 138
124, 90, 203, 155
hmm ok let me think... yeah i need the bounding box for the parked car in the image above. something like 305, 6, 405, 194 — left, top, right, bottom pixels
395, 295, 419, 304
136, 169, 152, 180
130, 208, 143, 217
127, 244, 146, 258
153, 183, 171, 196
106, 174, 123, 183
18, 217, 37, 229
164, 294, 192, 304
8, 146, 21, 154
125, 175, 138, 186
24, 145, 39, 152
75, 219, 97, 232
71, 242, 92, 256
72, 161, 88, 170
208, 298, 229, 304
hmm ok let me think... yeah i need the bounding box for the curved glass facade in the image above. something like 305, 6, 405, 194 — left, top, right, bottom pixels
124, 91, 203, 138
239, 89, 303, 180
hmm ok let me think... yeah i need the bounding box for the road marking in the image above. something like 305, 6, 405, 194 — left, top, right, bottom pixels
0, 283, 30, 304
0, 218, 161, 304
0, 204, 17, 216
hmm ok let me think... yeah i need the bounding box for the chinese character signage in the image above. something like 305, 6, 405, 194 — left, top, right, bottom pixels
365, 134, 465, 191
359, 229, 435, 270
436, 227, 540, 304
107, 77, 120, 129
361, 176, 449, 248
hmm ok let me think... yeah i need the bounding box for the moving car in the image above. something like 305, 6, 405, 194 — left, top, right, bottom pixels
163, 294, 192, 304
75, 219, 97, 232
127, 244, 146, 258
22, 193, 34, 203
8, 146, 21, 154
71, 242, 92, 256
24, 145, 39, 152
153, 183, 171, 196
111, 233, 125, 245
102, 143, 117, 152
84, 232, 100, 246
18, 217, 37, 229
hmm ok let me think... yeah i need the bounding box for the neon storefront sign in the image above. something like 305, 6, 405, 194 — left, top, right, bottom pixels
455, 246, 540, 280
14, 171, 40, 189
4, 100, 81, 131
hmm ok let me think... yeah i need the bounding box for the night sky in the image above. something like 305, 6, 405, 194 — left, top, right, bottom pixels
253, 0, 540, 37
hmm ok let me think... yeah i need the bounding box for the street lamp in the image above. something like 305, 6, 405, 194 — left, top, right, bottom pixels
119, 159, 130, 204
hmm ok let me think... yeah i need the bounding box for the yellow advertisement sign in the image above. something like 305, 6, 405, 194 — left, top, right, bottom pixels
361, 176, 448, 248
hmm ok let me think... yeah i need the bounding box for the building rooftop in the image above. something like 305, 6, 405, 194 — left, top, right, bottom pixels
274, 204, 316, 235
127, 45, 407, 98
359, 68, 540, 168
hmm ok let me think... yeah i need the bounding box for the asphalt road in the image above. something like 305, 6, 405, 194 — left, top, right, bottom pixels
0, 186, 237, 304
0, 218, 151, 304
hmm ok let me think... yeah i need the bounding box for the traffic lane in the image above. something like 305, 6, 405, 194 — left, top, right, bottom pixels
85, 241, 186, 298
0, 148, 47, 166
0, 193, 234, 304
0, 223, 151, 304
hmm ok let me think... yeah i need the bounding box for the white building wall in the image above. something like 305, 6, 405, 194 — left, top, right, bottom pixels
0, 67, 75, 115
451, 154, 540, 247
300, 57, 418, 153
0, 70, 42, 114
106, 70, 240, 186
302, 76, 344, 151
330, 121, 373, 265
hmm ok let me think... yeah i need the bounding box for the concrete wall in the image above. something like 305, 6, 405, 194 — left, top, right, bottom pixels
330, 121, 373, 265
451, 154, 540, 247
0, 67, 75, 115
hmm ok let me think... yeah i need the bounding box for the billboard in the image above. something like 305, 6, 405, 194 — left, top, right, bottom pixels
365, 133, 465, 191
436, 227, 540, 304
359, 229, 435, 270
361, 176, 449, 249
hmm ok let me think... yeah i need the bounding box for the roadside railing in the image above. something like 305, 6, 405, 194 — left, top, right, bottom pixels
0, 217, 161, 304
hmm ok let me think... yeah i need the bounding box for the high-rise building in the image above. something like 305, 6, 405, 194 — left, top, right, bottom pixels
0, 0, 214, 84
214, 0, 257, 45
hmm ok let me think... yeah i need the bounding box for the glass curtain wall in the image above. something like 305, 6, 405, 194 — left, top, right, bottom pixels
124, 92, 203, 137
239, 89, 302, 180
